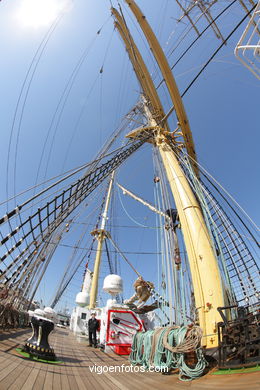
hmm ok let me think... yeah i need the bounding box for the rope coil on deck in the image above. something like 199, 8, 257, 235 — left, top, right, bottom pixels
130, 325, 208, 381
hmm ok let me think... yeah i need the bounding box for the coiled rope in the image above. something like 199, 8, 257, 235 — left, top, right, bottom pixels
130, 325, 208, 381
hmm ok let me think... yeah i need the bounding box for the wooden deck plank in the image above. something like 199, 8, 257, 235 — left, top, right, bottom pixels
0, 355, 17, 370
1, 327, 260, 390
0, 359, 21, 381
70, 369, 88, 390
59, 372, 71, 390
32, 367, 47, 390
52, 364, 62, 390
73, 364, 101, 390
43, 367, 54, 390
102, 371, 134, 390
8, 364, 34, 390
0, 362, 30, 389
20, 366, 40, 390
74, 353, 110, 390
108, 370, 158, 390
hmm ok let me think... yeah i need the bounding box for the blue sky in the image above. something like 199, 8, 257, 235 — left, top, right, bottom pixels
0, 0, 259, 312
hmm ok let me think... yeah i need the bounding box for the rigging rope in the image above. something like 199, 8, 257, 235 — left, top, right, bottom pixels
167, 140, 259, 307
6, 10, 66, 209
0, 138, 146, 297
161, 2, 258, 124
51, 182, 108, 307
130, 325, 208, 381
0, 140, 144, 228
170, 139, 259, 239
153, 145, 185, 324
166, 0, 238, 70
117, 185, 152, 228
34, 16, 112, 204
108, 235, 141, 277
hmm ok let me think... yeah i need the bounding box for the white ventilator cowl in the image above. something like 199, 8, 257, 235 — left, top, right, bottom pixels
43, 307, 57, 321
75, 291, 90, 307
44, 307, 55, 314
34, 308, 45, 317
103, 274, 123, 295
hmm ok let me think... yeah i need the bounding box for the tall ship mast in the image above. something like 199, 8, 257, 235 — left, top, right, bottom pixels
112, 2, 225, 349
0, 0, 259, 385
89, 171, 115, 309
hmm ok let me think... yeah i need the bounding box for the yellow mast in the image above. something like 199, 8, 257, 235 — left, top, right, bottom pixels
113, 1, 226, 348
112, 8, 167, 125
124, 0, 198, 175
144, 106, 225, 348
89, 172, 115, 309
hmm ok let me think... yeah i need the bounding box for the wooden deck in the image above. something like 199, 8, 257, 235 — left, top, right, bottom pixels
0, 328, 259, 390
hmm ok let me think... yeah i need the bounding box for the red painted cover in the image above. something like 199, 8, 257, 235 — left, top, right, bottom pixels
113, 344, 132, 355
